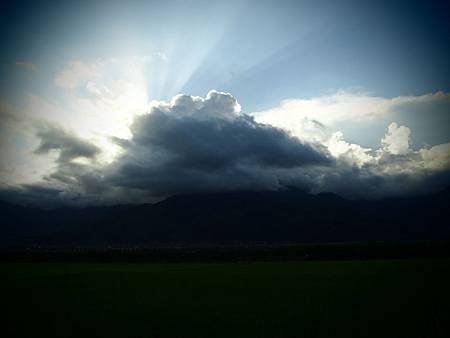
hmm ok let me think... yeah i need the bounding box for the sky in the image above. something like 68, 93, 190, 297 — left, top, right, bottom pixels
0, 0, 449, 206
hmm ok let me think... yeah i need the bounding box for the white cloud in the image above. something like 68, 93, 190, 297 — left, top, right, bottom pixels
252, 90, 450, 174
419, 143, 450, 171
381, 122, 411, 155
327, 131, 374, 167
252, 91, 450, 126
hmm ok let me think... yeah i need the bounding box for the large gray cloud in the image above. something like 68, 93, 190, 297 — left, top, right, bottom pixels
1, 90, 449, 206
107, 91, 332, 197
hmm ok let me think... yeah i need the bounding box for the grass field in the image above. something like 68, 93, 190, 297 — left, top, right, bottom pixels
2, 259, 450, 338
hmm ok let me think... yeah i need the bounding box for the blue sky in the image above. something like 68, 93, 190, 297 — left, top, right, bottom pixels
0, 0, 449, 203
1, 0, 449, 143
2, 1, 449, 95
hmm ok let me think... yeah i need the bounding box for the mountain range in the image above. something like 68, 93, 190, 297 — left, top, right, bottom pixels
1, 188, 449, 248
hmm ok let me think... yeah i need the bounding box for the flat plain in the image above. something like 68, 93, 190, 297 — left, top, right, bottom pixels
2, 259, 449, 338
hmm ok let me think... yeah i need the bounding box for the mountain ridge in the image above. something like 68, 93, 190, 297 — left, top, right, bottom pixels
1, 188, 449, 248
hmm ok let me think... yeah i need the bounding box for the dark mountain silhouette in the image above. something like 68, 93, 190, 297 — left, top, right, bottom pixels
1, 188, 449, 248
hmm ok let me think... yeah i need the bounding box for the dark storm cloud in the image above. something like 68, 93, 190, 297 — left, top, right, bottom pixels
1, 91, 449, 207
34, 122, 100, 163
130, 111, 328, 170
107, 91, 331, 196
0, 91, 332, 206
317, 164, 450, 200
0, 183, 64, 207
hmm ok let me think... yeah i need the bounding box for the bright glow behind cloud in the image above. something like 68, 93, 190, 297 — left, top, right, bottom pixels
51, 57, 150, 162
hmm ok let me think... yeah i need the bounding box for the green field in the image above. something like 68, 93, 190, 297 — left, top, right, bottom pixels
2, 260, 450, 338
